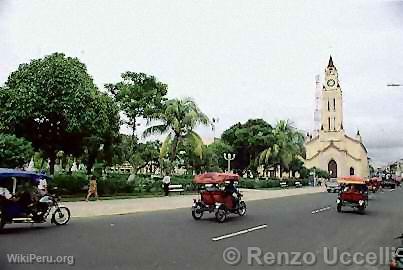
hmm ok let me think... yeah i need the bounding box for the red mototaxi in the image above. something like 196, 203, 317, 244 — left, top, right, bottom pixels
367, 177, 381, 193
191, 173, 247, 223
336, 175, 369, 214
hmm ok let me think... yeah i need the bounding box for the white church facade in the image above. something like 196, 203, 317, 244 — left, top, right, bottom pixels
304, 56, 369, 178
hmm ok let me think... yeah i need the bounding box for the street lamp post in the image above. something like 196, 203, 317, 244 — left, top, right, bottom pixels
223, 153, 236, 173
310, 168, 317, 187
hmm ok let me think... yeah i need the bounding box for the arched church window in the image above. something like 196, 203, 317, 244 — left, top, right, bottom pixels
333, 98, 336, 111
350, 167, 355, 175
328, 100, 330, 111
328, 117, 331, 130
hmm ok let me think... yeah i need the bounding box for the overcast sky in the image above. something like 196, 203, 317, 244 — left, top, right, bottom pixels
1, 0, 402, 165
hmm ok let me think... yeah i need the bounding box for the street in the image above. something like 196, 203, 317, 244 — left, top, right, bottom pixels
1, 189, 402, 270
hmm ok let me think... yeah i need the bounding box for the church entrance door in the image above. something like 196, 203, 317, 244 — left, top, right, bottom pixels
328, 160, 337, 178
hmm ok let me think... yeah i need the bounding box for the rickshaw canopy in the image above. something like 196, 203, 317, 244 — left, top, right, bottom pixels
193, 172, 240, 184
0, 168, 50, 183
337, 175, 367, 185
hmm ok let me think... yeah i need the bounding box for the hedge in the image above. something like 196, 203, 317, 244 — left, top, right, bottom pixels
50, 173, 309, 196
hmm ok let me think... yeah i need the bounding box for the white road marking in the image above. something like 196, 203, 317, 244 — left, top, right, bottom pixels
212, 224, 267, 241
390, 189, 395, 192
311, 206, 332, 214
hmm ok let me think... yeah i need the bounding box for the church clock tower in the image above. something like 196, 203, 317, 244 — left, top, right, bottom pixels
304, 56, 369, 178
320, 56, 343, 133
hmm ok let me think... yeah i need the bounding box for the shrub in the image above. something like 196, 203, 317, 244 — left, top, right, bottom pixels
51, 172, 88, 195
50, 172, 310, 197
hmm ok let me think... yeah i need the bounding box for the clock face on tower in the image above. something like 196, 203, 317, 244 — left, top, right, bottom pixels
327, 79, 335, 87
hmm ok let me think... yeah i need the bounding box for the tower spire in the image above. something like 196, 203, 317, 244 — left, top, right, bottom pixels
328, 55, 334, 67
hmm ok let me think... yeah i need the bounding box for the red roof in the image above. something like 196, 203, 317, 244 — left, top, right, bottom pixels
193, 172, 240, 184
337, 175, 367, 184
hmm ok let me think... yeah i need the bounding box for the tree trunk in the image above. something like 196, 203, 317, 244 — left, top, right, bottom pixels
170, 134, 179, 162
49, 154, 56, 176
131, 119, 137, 151
86, 152, 97, 175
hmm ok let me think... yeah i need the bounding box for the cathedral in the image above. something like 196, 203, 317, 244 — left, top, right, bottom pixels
304, 56, 369, 178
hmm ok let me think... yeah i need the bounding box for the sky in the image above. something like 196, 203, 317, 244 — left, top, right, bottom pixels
0, 0, 402, 165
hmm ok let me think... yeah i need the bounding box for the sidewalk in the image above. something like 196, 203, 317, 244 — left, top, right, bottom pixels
64, 187, 325, 218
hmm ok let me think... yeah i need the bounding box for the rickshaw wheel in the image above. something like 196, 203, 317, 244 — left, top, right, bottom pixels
238, 202, 247, 216
336, 204, 342, 213
357, 207, 365, 215
215, 208, 227, 223
192, 206, 203, 220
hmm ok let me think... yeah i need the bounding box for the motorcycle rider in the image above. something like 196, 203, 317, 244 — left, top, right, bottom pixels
224, 180, 241, 208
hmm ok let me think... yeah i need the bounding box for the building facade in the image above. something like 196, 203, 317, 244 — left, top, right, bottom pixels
304, 56, 369, 178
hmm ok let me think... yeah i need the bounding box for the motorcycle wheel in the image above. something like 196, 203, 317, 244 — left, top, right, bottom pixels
337, 204, 342, 213
215, 208, 227, 223
357, 206, 365, 215
238, 201, 247, 216
52, 207, 71, 225
0, 212, 5, 231
191, 205, 203, 220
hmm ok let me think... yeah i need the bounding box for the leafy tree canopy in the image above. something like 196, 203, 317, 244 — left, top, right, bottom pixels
0, 134, 34, 168
0, 53, 120, 174
221, 119, 274, 174
105, 72, 168, 138
144, 98, 210, 164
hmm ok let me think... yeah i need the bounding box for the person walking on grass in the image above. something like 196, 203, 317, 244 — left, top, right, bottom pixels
86, 175, 98, 202
162, 174, 171, 196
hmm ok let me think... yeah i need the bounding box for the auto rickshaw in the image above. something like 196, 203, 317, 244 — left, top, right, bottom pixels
336, 175, 368, 214
367, 177, 381, 193
191, 172, 247, 223
0, 169, 71, 231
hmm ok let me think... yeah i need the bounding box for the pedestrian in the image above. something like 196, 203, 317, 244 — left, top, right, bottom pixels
86, 175, 98, 202
162, 174, 171, 196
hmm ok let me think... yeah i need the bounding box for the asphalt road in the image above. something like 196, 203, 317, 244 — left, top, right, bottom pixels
1, 188, 402, 270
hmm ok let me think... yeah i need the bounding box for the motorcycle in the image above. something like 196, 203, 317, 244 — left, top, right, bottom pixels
0, 169, 71, 231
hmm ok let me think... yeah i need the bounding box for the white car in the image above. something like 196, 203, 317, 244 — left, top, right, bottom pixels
326, 179, 341, 193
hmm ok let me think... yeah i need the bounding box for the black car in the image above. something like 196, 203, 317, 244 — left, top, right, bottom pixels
382, 180, 396, 189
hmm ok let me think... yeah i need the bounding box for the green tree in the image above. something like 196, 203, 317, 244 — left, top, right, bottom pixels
80, 92, 121, 174
259, 120, 305, 177
206, 139, 234, 171
221, 119, 274, 175
312, 167, 330, 179
0, 134, 34, 168
105, 72, 168, 143
112, 134, 161, 174
0, 53, 118, 174
143, 98, 210, 166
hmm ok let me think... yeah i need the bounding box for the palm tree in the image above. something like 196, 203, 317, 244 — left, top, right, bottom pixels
258, 120, 305, 177
143, 98, 210, 164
